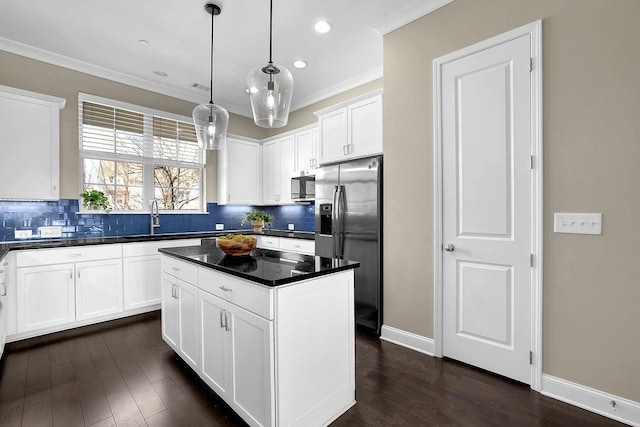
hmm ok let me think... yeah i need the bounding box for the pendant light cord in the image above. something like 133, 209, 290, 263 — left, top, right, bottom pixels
209, 6, 214, 104
268, 0, 273, 64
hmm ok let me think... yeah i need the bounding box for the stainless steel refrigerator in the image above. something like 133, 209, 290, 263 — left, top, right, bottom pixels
315, 156, 382, 335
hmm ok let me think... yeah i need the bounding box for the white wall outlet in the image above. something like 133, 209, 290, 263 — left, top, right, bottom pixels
40, 226, 63, 238
15, 229, 32, 239
554, 213, 602, 235
215, 223, 224, 231
288, 223, 295, 231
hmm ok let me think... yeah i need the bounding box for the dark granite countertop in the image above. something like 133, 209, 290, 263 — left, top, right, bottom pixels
0, 229, 315, 263
159, 243, 358, 287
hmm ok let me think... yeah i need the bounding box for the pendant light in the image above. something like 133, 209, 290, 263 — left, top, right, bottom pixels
193, 3, 229, 150
247, 0, 293, 128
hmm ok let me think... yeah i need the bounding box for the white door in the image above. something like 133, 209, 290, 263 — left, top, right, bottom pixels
278, 135, 295, 204
199, 290, 231, 399
262, 140, 279, 204
441, 34, 532, 383
178, 280, 200, 370
229, 303, 274, 427
318, 108, 348, 164
123, 255, 161, 310
161, 273, 179, 351
76, 259, 123, 321
17, 264, 75, 333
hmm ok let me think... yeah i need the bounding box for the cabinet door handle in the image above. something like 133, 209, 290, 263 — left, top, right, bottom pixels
343, 145, 347, 155
228, 193, 231, 202
219, 285, 232, 292
0, 283, 7, 296
77, 269, 81, 278
225, 311, 232, 331
69, 268, 73, 279
220, 309, 226, 328
174, 285, 179, 299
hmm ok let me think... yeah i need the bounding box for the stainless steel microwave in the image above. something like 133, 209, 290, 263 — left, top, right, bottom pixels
291, 172, 315, 202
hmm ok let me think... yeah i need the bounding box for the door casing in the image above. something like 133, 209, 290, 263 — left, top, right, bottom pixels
432, 20, 543, 391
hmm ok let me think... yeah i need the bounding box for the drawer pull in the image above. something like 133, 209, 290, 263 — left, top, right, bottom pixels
68, 254, 82, 258
219, 286, 232, 292
171, 267, 180, 271
293, 244, 301, 248
266, 240, 274, 244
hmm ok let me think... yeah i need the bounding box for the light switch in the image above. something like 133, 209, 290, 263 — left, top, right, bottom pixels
215, 223, 224, 231
40, 226, 63, 238
288, 223, 295, 230
554, 213, 602, 235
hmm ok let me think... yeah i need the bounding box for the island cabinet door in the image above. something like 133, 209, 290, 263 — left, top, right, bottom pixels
161, 273, 179, 351
228, 303, 275, 427
199, 289, 231, 399
177, 280, 200, 371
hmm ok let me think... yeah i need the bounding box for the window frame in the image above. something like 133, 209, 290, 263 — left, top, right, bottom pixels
78, 93, 206, 213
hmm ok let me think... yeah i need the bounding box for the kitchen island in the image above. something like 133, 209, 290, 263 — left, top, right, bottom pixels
159, 242, 359, 427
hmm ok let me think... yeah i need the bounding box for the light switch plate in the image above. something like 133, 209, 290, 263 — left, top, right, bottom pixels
215, 223, 224, 231
40, 226, 63, 238
15, 229, 32, 239
554, 213, 602, 235
288, 223, 295, 230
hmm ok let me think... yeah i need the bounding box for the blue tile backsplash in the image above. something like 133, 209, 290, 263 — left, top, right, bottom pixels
0, 199, 315, 242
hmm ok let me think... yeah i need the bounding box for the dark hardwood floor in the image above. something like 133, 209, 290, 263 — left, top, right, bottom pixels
0, 312, 622, 426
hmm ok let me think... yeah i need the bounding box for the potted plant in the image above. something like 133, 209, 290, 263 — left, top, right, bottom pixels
241, 209, 274, 232
81, 189, 111, 211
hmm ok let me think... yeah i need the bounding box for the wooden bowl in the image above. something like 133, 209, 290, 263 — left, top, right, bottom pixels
215, 235, 257, 256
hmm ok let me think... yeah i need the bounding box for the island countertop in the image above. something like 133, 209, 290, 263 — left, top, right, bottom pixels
159, 242, 359, 287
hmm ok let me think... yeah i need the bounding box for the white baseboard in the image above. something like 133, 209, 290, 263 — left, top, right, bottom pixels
542, 374, 640, 426
380, 324, 434, 356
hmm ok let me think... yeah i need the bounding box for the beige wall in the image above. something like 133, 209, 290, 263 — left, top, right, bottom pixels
384, 0, 640, 402
0, 50, 266, 201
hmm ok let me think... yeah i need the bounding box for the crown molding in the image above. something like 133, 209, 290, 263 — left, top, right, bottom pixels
372, 0, 455, 35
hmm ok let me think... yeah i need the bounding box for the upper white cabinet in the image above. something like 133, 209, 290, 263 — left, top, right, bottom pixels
294, 126, 319, 171
315, 90, 383, 165
0, 85, 65, 200
218, 136, 261, 205
262, 134, 294, 205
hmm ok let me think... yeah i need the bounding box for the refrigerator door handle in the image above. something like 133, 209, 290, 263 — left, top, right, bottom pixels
332, 185, 340, 258
336, 185, 346, 258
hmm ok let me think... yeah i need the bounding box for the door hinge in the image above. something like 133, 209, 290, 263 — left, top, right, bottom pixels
529, 351, 533, 365
529, 57, 533, 72
530, 253, 535, 268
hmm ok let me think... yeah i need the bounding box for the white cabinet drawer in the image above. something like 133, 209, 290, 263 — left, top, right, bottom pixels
199, 267, 273, 320
279, 238, 315, 255
257, 236, 280, 250
162, 255, 198, 285
16, 244, 122, 267
123, 239, 201, 257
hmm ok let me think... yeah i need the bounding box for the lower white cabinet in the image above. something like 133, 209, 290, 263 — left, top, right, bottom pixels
75, 259, 123, 321
162, 272, 200, 371
123, 255, 161, 310
200, 290, 274, 426
16, 263, 75, 333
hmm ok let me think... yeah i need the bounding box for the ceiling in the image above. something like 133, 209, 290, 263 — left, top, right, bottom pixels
0, 0, 452, 118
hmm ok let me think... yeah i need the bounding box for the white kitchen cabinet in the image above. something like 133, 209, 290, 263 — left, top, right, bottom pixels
262, 135, 295, 205
160, 253, 355, 427
0, 85, 65, 200
123, 239, 202, 310
218, 136, 261, 205
161, 265, 200, 371
294, 126, 320, 171
1, 258, 11, 358
316, 90, 383, 164
16, 263, 75, 333
262, 140, 279, 205
75, 259, 123, 321
15, 244, 122, 334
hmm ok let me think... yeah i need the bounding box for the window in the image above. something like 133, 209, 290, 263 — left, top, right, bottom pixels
79, 94, 204, 212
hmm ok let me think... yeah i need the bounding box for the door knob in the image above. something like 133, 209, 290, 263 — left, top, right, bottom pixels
443, 243, 455, 252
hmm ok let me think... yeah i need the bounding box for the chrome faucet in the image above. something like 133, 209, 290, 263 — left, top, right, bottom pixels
150, 200, 160, 235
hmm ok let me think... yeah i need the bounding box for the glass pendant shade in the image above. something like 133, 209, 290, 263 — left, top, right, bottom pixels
248, 62, 293, 128
193, 102, 229, 150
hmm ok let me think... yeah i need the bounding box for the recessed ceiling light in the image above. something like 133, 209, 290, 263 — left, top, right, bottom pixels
314, 20, 332, 34
139, 39, 150, 45
293, 60, 307, 69
153, 71, 168, 77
